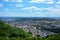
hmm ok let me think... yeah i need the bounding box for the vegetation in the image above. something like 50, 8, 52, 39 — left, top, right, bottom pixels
41, 27, 60, 33
0, 21, 60, 40
32, 25, 60, 33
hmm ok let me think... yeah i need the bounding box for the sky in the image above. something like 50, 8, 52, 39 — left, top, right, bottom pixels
0, 0, 60, 17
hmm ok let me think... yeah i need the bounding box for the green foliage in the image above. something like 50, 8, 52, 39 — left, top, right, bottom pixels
0, 21, 31, 40
0, 21, 60, 40
41, 27, 60, 33
44, 34, 60, 40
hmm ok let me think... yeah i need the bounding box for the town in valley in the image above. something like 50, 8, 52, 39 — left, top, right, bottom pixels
0, 17, 60, 37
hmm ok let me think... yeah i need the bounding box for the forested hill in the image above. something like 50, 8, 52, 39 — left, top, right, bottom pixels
0, 21, 32, 40
0, 21, 60, 40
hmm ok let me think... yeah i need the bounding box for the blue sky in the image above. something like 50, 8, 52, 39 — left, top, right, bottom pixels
0, 0, 60, 17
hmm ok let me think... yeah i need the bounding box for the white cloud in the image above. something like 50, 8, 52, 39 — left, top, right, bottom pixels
0, 4, 3, 7
16, 4, 23, 7
57, 0, 60, 4
22, 6, 42, 10
22, 6, 60, 17
3, 0, 9, 2
55, 5, 60, 8
3, 0, 22, 2
41, 7, 60, 17
11, 0, 22, 2
30, 0, 54, 4
38, 8, 60, 17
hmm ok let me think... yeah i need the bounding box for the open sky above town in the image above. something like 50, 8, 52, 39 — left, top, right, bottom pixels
0, 0, 60, 17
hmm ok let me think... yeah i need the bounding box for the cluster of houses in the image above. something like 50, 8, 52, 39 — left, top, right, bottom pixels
4, 19, 57, 37
8, 21, 55, 37
21, 25, 55, 37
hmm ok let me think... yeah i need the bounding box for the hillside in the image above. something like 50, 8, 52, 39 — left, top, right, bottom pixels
0, 21, 60, 40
